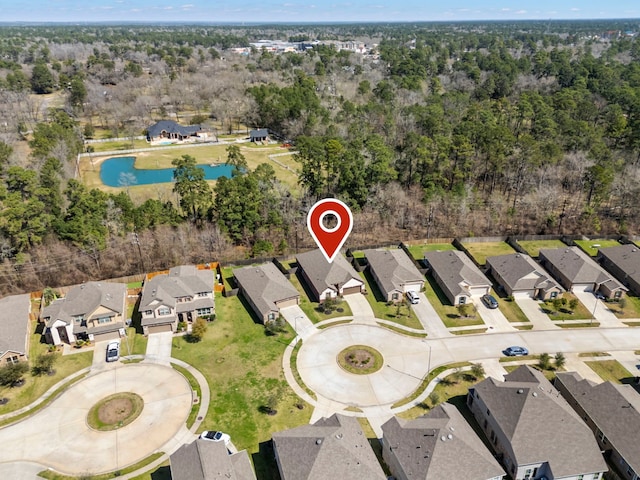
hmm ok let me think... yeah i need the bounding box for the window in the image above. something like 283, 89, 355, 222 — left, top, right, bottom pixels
525, 469, 532, 480
615, 291, 622, 299
550, 291, 558, 299
577, 475, 583, 480
392, 293, 399, 300
459, 296, 467, 304
158, 307, 171, 316
73, 315, 83, 324
196, 307, 212, 316
197, 292, 208, 297
268, 312, 276, 321
7, 356, 19, 364
97, 317, 111, 324
487, 408, 491, 416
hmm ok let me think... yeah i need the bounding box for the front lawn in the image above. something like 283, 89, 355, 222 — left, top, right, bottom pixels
493, 290, 530, 323
0, 321, 93, 416
541, 293, 592, 321
461, 241, 516, 266
405, 242, 456, 261
170, 293, 311, 480
287, 271, 353, 323
424, 275, 483, 328
574, 239, 623, 257
517, 239, 567, 257
585, 360, 634, 383
359, 270, 422, 329
608, 295, 640, 319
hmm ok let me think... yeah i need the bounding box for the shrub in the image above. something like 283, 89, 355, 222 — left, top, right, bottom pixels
554, 352, 566, 369
470, 363, 485, 380
32, 353, 59, 376
189, 317, 208, 342
538, 353, 551, 370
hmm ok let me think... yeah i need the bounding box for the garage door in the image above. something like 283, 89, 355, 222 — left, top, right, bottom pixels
276, 298, 299, 309
342, 286, 363, 295
92, 330, 121, 342
575, 284, 595, 293
469, 287, 488, 297
148, 324, 173, 334
513, 291, 532, 299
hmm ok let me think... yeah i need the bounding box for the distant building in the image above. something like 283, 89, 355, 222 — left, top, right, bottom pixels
596, 244, 640, 296
486, 253, 563, 300
146, 120, 211, 143
249, 128, 269, 142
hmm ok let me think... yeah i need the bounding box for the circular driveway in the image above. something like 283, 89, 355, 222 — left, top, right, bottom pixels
0, 363, 192, 475
296, 324, 430, 407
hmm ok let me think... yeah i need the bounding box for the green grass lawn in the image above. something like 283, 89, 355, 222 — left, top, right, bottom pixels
405, 243, 456, 261
517, 239, 567, 257
574, 239, 623, 256
170, 293, 311, 480
461, 242, 516, 266
608, 295, 640, 319
287, 271, 353, 323
541, 293, 592, 321
495, 293, 530, 323
358, 270, 423, 329
423, 275, 484, 328
0, 322, 93, 416
585, 360, 634, 383
90, 139, 150, 152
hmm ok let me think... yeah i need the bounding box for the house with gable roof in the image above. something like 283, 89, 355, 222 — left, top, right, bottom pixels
170, 439, 256, 480
296, 249, 365, 303
363, 248, 424, 303
486, 253, 563, 300
272, 413, 386, 480
41, 282, 127, 344
596, 244, 640, 296
0, 294, 31, 364
539, 246, 627, 299
382, 403, 505, 480
146, 120, 211, 143
139, 265, 214, 335
555, 371, 640, 480
423, 250, 491, 305
233, 262, 300, 324
467, 365, 608, 480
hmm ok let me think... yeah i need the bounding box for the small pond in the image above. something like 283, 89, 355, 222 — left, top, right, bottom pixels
99, 156, 234, 187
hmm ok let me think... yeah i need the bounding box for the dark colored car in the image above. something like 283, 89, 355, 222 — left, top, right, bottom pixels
503, 346, 529, 356
481, 294, 499, 309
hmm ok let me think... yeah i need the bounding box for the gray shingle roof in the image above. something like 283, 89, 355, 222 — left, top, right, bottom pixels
41, 282, 126, 328
0, 294, 30, 356
170, 439, 257, 480
234, 263, 299, 318
556, 371, 640, 475
147, 120, 203, 139
474, 365, 607, 477
382, 403, 505, 480
140, 265, 213, 312
423, 250, 491, 297
364, 249, 424, 295
487, 253, 562, 293
296, 249, 362, 296
540, 247, 625, 290
598, 244, 640, 286
272, 414, 386, 480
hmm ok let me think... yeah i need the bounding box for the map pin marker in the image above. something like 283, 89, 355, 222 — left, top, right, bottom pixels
307, 198, 353, 263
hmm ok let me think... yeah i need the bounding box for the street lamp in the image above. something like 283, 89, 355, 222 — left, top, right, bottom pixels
591, 294, 599, 325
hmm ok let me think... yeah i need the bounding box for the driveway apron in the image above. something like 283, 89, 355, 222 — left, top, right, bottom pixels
144, 331, 173, 365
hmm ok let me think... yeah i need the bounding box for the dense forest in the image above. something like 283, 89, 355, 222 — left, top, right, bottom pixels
1, 20, 640, 294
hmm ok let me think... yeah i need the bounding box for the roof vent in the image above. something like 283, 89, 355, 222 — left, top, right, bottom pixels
440, 436, 446, 442
447, 434, 453, 440
449, 426, 455, 432
316, 439, 322, 445
517, 389, 524, 394
336, 433, 343, 439
532, 392, 538, 397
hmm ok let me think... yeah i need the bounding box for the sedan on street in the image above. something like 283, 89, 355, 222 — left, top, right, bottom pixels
503, 346, 529, 356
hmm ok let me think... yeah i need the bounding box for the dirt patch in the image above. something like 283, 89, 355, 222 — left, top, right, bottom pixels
98, 397, 134, 425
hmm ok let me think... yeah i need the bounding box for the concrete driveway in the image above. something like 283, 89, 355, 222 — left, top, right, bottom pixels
0, 363, 192, 476
280, 305, 316, 340
345, 294, 376, 323
472, 298, 516, 332
144, 331, 173, 365
515, 297, 558, 329
574, 291, 626, 328
91, 340, 121, 371
411, 292, 452, 337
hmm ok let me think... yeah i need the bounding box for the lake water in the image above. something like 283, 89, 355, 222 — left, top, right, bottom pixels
99, 156, 234, 187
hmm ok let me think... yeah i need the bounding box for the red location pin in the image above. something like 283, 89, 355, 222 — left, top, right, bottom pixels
307, 198, 353, 263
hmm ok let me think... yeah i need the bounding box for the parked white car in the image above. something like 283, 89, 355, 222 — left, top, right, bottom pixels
200, 431, 230, 445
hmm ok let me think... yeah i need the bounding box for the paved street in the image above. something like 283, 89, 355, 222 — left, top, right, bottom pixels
0, 363, 192, 476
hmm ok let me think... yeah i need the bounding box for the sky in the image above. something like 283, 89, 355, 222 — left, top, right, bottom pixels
0, 0, 639, 24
